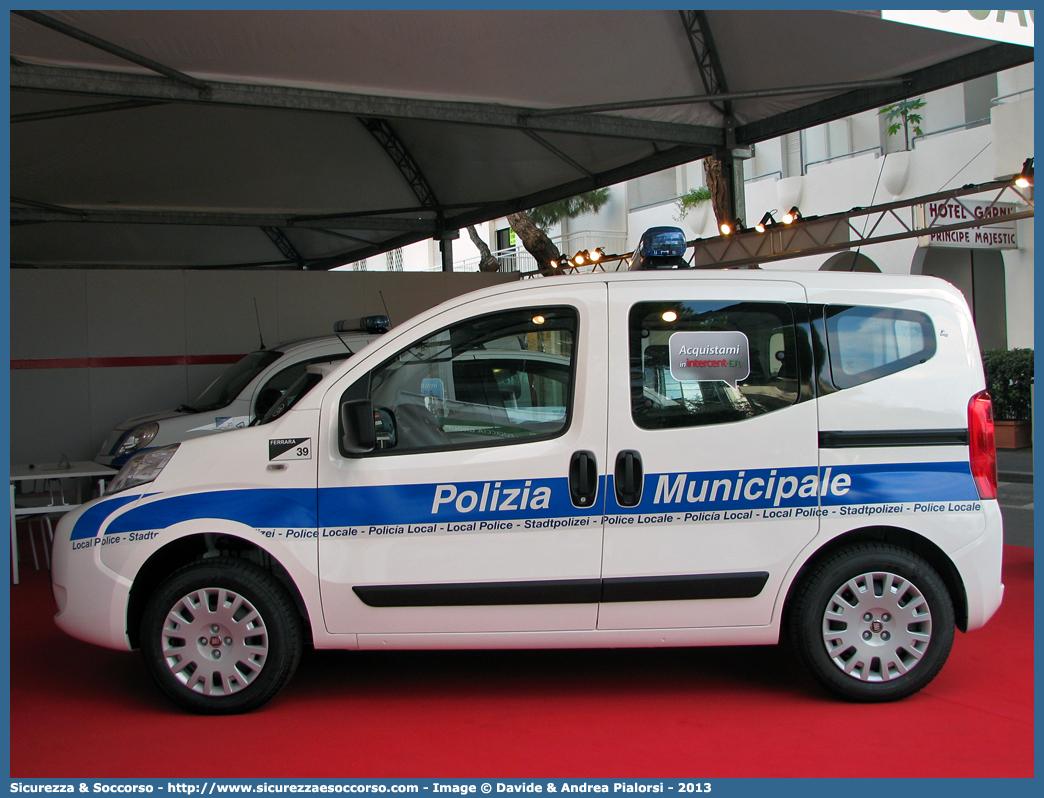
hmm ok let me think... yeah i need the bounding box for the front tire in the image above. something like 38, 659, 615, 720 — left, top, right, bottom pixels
790, 543, 955, 702
140, 557, 302, 714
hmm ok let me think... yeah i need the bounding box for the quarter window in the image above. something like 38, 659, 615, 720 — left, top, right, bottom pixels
255, 355, 347, 419
630, 301, 800, 430
825, 306, 936, 389
358, 307, 577, 454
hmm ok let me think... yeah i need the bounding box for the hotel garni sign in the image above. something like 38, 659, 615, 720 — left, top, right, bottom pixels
918, 199, 1020, 250
881, 10, 1034, 47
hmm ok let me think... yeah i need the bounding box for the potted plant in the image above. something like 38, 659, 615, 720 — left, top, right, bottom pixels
879, 98, 926, 152
674, 186, 712, 234
982, 348, 1033, 449
878, 98, 927, 196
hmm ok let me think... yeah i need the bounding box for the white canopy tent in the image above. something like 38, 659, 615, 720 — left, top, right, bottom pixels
10, 9, 1033, 269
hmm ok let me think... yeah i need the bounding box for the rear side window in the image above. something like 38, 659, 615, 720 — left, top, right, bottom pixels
824, 305, 936, 389
630, 301, 800, 430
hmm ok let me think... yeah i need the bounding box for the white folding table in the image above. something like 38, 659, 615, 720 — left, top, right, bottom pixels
9, 461, 118, 585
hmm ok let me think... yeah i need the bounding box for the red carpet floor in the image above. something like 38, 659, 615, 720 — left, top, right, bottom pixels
9, 546, 1033, 779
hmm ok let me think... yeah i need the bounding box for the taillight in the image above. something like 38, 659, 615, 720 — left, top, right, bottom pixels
968, 390, 998, 500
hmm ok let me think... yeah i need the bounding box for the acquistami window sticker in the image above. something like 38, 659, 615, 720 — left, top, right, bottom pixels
668, 331, 750, 388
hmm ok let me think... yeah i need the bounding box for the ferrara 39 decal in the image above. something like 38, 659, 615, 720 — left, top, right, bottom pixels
269, 437, 312, 460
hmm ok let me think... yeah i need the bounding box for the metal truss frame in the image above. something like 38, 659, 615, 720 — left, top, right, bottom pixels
679, 10, 730, 117
11, 63, 723, 148
11, 11, 1033, 271
260, 226, 303, 265
686, 179, 1034, 269
359, 117, 440, 211
8, 203, 435, 232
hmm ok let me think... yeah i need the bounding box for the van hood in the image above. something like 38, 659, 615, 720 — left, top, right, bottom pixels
109, 408, 191, 432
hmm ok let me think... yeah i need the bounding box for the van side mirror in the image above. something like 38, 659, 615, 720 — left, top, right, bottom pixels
340, 399, 376, 455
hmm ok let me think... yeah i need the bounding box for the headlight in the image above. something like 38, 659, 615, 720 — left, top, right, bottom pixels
107, 444, 179, 495
114, 422, 160, 458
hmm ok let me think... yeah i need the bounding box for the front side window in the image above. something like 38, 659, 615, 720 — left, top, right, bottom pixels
630, 301, 800, 430
358, 307, 577, 454
825, 305, 936, 389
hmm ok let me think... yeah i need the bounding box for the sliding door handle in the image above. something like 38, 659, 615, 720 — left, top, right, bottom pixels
614, 450, 644, 507
569, 450, 598, 508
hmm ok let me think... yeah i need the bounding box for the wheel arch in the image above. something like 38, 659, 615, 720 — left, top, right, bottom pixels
781, 525, 969, 633
126, 532, 311, 649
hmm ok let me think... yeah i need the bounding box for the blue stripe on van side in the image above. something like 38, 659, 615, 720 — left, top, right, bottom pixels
821, 461, 978, 505
75, 462, 979, 539
609, 461, 977, 513
101, 489, 316, 536
70, 495, 143, 540
317, 476, 601, 528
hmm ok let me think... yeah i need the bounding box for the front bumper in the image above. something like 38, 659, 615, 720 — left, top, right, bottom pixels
51, 498, 138, 651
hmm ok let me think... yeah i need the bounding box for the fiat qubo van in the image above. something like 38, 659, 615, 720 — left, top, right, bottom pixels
94, 316, 389, 468
52, 269, 1003, 713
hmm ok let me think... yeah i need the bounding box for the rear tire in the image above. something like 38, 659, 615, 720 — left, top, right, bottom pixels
140, 557, 302, 714
790, 543, 954, 702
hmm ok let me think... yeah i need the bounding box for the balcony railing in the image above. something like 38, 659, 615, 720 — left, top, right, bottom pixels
991, 88, 1033, 105
912, 118, 990, 148
805, 146, 883, 170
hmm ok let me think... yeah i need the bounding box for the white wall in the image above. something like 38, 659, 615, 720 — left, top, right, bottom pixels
616, 74, 1034, 348
10, 269, 517, 464
449, 70, 1034, 343
850, 109, 882, 154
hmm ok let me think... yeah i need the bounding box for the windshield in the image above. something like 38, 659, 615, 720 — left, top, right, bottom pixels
193, 350, 282, 412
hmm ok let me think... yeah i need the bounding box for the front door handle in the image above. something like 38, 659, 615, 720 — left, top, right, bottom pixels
569, 450, 598, 508
614, 450, 644, 507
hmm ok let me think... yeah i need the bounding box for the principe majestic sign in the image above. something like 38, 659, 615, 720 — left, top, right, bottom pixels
918, 198, 1020, 250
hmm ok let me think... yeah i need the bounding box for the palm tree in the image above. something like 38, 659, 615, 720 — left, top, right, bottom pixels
465, 225, 501, 272
703, 156, 730, 231
511, 189, 612, 275
506, 212, 565, 275
464, 189, 611, 275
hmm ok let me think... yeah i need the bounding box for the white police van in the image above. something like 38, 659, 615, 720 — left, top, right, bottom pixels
52, 269, 1003, 713
94, 316, 390, 468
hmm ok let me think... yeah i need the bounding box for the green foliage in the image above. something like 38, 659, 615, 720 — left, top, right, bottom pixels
527, 188, 612, 231
982, 348, 1034, 421
673, 186, 712, 221
879, 98, 926, 149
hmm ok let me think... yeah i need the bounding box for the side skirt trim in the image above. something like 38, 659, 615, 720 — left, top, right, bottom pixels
352, 572, 769, 608
819, 429, 968, 448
